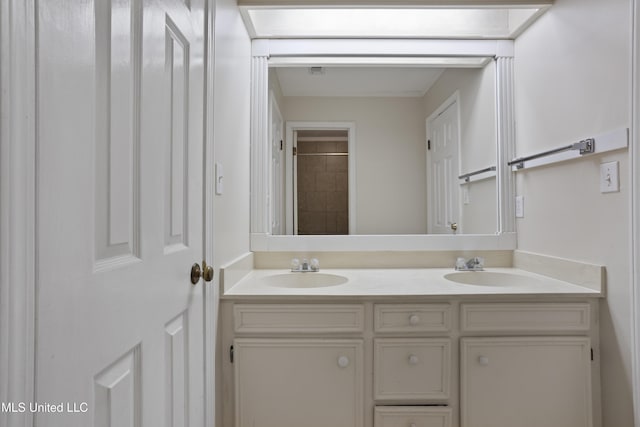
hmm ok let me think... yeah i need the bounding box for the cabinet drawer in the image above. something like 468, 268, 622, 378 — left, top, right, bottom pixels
374, 407, 452, 427
461, 303, 590, 332
234, 304, 365, 334
374, 338, 451, 401
374, 304, 451, 333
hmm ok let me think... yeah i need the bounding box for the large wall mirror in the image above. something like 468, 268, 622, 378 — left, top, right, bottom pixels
269, 60, 497, 236
250, 39, 516, 251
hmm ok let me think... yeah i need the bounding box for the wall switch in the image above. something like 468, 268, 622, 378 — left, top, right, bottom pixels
215, 162, 224, 195
600, 161, 619, 193
515, 195, 524, 218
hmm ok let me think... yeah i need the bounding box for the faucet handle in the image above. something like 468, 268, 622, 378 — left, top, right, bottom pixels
310, 258, 320, 271
291, 258, 300, 271
455, 257, 466, 270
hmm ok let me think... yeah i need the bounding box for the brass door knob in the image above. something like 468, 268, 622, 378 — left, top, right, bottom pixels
450, 222, 458, 232
190, 261, 214, 285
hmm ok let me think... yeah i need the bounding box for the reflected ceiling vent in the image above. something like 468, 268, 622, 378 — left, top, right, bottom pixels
308, 66, 326, 76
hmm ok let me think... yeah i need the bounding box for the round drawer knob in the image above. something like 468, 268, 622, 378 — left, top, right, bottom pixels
337, 356, 350, 368
408, 314, 420, 325
408, 354, 419, 365
478, 356, 489, 366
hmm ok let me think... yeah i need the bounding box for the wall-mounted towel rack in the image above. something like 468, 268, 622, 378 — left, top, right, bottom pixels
458, 166, 496, 183
508, 139, 594, 169
296, 152, 348, 156
509, 128, 628, 172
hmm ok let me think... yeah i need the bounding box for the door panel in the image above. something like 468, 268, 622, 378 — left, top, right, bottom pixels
165, 16, 190, 249
95, 0, 142, 266
36, 1, 206, 426
94, 346, 141, 427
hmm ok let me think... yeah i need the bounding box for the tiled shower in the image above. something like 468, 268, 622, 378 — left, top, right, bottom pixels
296, 129, 349, 234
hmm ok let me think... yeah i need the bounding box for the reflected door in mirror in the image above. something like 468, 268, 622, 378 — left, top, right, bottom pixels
427, 98, 460, 234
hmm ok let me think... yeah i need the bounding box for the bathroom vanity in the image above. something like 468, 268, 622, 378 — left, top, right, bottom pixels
219, 260, 602, 427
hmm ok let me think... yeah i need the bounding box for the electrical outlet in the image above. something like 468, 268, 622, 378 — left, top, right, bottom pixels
600, 161, 619, 193
515, 196, 524, 218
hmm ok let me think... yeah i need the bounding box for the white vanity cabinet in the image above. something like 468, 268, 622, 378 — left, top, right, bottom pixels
372, 304, 454, 427
459, 303, 594, 427
230, 304, 365, 427
222, 300, 599, 427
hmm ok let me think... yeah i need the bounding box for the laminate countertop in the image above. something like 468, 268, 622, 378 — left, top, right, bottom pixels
221, 267, 603, 300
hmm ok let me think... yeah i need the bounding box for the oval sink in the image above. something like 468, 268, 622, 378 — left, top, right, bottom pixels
261, 273, 349, 288
443, 271, 543, 287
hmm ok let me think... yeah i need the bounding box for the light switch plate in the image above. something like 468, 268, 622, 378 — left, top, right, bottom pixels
515, 195, 524, 218
215, 162, 224, 195
463, 187, 470, 205
600, 161, 619, 193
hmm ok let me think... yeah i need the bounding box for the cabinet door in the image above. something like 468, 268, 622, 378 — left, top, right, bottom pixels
234, 338, 364, 427
461, 337, 592, 427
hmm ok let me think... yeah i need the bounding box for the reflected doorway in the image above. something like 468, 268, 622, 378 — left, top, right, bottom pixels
295, 129, 349, 235
284, 122, 357, 235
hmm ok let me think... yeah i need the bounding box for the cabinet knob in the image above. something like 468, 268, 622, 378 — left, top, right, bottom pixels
337, 356, 350, 368
478, 356, 489, 366
408, 354, 419, 365
408, 314, 420, 325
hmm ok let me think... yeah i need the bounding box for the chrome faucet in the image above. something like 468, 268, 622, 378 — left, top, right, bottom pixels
455, 256, 485, 271
291, 257, 320, 272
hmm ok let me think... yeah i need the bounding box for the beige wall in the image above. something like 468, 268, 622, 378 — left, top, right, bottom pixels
423, 64, 498, 234
283, 96, 428, 234
514, 0, 633, 425
213, 1, 251, 274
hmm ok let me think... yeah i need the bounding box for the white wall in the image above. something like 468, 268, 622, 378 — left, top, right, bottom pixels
514, 0, 632, 425
423, 64, 497, 234
269, 69, 286, 113
283, 96, 428, 234
212, 3, 251, 424
213, 0, 252, 267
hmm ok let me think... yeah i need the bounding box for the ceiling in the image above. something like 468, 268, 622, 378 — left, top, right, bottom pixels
240, 4, 550, 39
274, 66, 449, 97
248, 2, 551, 96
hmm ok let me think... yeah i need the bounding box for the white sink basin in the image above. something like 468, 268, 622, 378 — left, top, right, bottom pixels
261, 273, 349, 288
443, 271, 543, 287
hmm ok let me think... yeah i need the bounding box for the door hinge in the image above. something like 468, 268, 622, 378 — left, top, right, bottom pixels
293, 146, 297, 156
230, 345, 234, 363
427, 140, 431, 150
591, 348, 594, 361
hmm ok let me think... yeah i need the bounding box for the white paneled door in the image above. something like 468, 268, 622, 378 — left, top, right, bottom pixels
36, 1, 206, 426
427, 98, 460, 235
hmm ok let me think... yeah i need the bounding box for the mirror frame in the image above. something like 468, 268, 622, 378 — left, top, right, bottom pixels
250, 39, 516, 251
